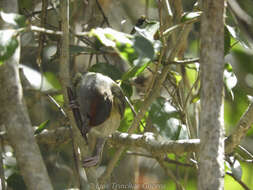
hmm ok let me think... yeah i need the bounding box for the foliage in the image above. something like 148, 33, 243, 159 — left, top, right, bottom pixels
1, 0, 253, 189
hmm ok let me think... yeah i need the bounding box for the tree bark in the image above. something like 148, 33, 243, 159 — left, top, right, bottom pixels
0, 0, 53, 189
198, 0, 225, 189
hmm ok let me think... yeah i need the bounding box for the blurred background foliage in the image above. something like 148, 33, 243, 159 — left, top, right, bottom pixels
1, 0, 253, 189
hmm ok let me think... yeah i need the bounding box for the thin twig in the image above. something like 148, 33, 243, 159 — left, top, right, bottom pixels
47, 95, 66, 117
99, 20, 196, 184
225, 102, 253, 153
237, 145, 253, 160
35, 0, 48, 92
156, 157, 185, 190
164, 157, 194, 167
162, 14, 201, 37
170, 58, 200, 65
30, 25, 63, 35
226, 172, 250, 190
0, 128, 6, 190
24, 7, 54, 17
145, 0, 150, 18
59, 1, 99, 189
95, 0, 110, 27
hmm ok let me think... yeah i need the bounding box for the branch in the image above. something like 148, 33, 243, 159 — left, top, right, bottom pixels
3, 128, 198, 156
108, 132, 199, 155
225, 102, 253, 153
198, 0, 225, 189
0, 3, 53, 190
30, 25, 63, 35
99, 17, 198, 183
226, 172, 250, 190
59, 1, 99, 189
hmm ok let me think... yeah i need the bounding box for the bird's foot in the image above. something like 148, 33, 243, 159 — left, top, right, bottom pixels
69, 99, 79, 109
82, 155, 100, 168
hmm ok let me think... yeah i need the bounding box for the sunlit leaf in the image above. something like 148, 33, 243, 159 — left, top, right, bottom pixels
90, 27, 155, 75
122, 61, 150, 81
118, 107, 133, 132
0, 30, 18, 61
170, 71, 182, 86
191, 95, 200, 103
224, 63, 237, 99
90, 27, 133, 48
181, 11, 202, 22
134, 20, 160, 42
0, 11, 26, 28
44, 72, 61, 90
53, 94, 64, 107
34, 120, 50, 135
19, 64, 54, 91
225, 63, 233, 72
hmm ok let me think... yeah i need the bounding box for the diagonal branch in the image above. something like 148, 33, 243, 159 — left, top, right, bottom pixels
225, 102, 253, 153
59, 1, 99, 189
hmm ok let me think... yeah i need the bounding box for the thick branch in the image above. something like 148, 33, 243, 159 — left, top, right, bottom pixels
99, 19, 195, 183
108, 132, 199, 155
198, 0, 225, 189
59, 1, 99, 189
27, 128, 200, 159
225, 102, 253, 153
0, 1, 53, 189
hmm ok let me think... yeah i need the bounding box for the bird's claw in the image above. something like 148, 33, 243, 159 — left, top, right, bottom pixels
82, 155, 100, 167
69, 99, 79, 109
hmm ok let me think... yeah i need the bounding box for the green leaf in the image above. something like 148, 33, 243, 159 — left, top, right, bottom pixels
122, 61, 149, 81
0, 61, 3, 66
116, 41, 137, 64
90, 27, 133, 48
224, 26, 231, 55
181, 11, 202, 22
120, 81, 133, 98
44, 72, 62, 90
0, 11, 26, 28
34, 120, 50, 135
134, 20, 160, 42
191, 95, 200, 103
53, 94, 64, 107
119, 107, 133, 132
88, 62, 123, 80
225, 63, 233, 72
170, 71, 182, 86
7, 173, 26, 190
224, 63, 237, 99
0, 30, 18, 61
19, 64, 54, 91
149, 98, 188, 140
133, 35, 154, 61
90, 27, 155, 67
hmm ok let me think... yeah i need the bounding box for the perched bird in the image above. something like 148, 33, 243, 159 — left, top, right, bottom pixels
71, 72, 125, 167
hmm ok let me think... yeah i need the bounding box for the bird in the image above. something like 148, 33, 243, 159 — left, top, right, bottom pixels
71, 72, 125, 167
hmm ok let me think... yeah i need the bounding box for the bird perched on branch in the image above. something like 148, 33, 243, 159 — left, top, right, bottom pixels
68, 72, 125, 167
